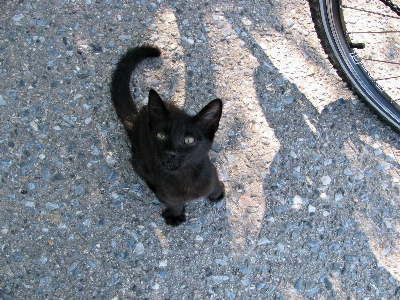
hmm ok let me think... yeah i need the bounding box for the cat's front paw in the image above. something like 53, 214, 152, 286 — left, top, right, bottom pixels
162, 209, 186, 226
209, 181, 225, 203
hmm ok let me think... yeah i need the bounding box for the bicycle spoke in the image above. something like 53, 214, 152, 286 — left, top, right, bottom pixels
348, 30, 400, 33
342, 5, 400, 19
360, 58, 400, 66
375, 76, 400, 81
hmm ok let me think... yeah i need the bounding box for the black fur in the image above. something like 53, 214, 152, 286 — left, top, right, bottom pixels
110, 46, 225, 226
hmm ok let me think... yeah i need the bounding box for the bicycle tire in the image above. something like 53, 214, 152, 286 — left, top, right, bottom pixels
308, 0, 400, 131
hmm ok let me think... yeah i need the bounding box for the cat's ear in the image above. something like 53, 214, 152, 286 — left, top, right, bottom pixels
148, 89, 168, 120
195, 99, 223, 137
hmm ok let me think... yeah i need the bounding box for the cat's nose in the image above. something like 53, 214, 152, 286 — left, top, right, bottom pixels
164, 150, 175, 159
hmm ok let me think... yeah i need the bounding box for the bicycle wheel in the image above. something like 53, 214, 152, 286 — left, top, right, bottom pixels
309, 0, 400, 131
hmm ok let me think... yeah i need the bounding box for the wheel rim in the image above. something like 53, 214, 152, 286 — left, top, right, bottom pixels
320, 0, 400, 130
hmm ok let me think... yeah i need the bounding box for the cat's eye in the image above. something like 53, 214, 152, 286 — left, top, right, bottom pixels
183, 136, 195, 145
156, 132, 166, 141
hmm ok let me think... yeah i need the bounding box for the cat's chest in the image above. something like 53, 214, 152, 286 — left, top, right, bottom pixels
155, 166, 211, 199
158, 177, 208, 201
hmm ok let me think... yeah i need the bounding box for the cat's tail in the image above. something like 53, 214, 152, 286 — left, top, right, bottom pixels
110, 45, 161, 130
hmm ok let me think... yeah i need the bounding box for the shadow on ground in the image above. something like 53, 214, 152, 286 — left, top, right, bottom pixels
0, 0, 399, 299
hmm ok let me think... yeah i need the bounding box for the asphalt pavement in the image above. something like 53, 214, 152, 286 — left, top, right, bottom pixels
1, 0, 399, 299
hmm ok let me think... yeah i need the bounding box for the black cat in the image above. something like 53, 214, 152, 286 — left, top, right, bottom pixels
110, 45, 225, 226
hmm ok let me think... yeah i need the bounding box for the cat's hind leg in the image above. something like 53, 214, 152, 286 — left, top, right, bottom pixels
207, 165, 225, 202
208, 181, 225, 203
145, 181, 157, 193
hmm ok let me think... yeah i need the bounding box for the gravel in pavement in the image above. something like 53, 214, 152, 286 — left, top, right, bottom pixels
1, 0, 399, 299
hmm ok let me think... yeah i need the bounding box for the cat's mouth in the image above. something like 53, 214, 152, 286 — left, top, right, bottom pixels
162, 161, 180, 171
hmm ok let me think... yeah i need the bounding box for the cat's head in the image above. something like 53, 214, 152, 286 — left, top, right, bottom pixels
147, 89, 222, 172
